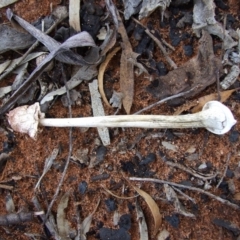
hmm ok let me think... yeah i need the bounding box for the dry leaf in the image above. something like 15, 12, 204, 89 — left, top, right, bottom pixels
69, 0, 81, 32
57, 192, 71, 240
106, 0, 137, 114
98, 47, 121, 107
132, 185, 162, 236
109, 91, 124, 109
164, 184, 195, 218
220, 65, 240, 90
173, 100, 198, 115
0, 22, 97, 115
123, 0, 142, 20
89, 80, 110, 146
136, 199, 149, 240
0, 60, 11, 75
5, 192, 15, 213
0, 86, 12, 98
192, 0, 236, 49
41, 65, 97, 104
80, 199, 100, 239
162, 141, 178, 152
192, 89, 237, 113
102, 186, 138, 199
147, 30, 221, 101
233, 192, 240, 201
157, 229, 170, 240
35, 148, 59, 190
139, 0, 171, 20
0, 0, 19, 8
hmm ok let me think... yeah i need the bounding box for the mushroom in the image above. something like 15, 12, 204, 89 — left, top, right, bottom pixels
7, 101, 236, 139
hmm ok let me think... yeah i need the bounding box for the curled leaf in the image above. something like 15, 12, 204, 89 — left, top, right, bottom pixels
57, 192, 71, 240
132, 185, 162, 236
98, 47, 121, 108
136, 199, 149, 240
192, 89, 237, 113
102, 186, 138, 199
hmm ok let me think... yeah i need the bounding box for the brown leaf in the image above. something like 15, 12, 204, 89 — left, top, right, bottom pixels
233, 192, 240, 201
191, 89, 237, 113
106, 0, 136, 114
147, 30, 222, 100
98, 47, 121, 108
102, 186, 138, 199
57, 192, 71, 240
132, 185, 162, 236
120, 51, 135, 114
173, 100, 198, 115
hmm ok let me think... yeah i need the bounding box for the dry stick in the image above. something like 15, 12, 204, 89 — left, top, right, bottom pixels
217, 14, 227, 101
0, 184, 13, 190
172, 186, 196, 203
145, 29, 178, 69
44, 64, 73, 222
0, 16, 65, 81
32, 196, 60, 239
130, 16, 177, 69
129, 177, 240, 210
164, 160, 218, 180
216, 152, 231, 188
0, 211, 43, 226
134, 87, 195, 115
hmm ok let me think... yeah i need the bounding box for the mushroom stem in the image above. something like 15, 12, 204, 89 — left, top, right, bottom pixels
39, 101, 236, 134
7, 101, 237, 139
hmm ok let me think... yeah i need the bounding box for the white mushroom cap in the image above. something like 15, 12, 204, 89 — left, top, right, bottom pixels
7, 102, 45, 139
202, 101, 237, 134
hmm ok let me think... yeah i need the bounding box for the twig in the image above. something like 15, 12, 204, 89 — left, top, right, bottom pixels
160, 37, 175, 51
164, 160, 218, 180
0, 212, 43, 226
130, 16, 177, 69
44, 64, 73, 221
0, 16, 65, 81
0, 184, 13, 190
216, 153, 231, 188
133, 87, 196, 115
172, 186, 196, 203
145, 29, 177, 69
32, 196, 60, 239
129, 177, 240, 210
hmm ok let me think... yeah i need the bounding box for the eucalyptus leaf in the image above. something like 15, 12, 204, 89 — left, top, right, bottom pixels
57, 192, 71, 240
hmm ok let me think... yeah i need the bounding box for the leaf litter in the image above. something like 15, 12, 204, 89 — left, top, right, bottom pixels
0, 0, 240, 239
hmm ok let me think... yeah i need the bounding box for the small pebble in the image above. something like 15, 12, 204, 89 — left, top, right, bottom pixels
229, 130, 239, 143
140, 153, 156, 165
78, 181, 88, 194
165, 214, 179, 228
105, 198, 117, 212
156, 61, 167, 76
118, 214, 131, 230
183, 45, 193, 56
91, 173, 110, 181
226, 168, 234, 178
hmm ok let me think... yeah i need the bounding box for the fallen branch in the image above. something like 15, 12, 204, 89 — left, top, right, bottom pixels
129, 177, 240, 210
130, 16, 177, 69
133, 87, 196, 115
216, 153, 231, 188
164, 160, 218, 180
0, 211, 43, 226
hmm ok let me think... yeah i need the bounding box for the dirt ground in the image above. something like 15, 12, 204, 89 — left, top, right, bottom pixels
0, 0, 240, 239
